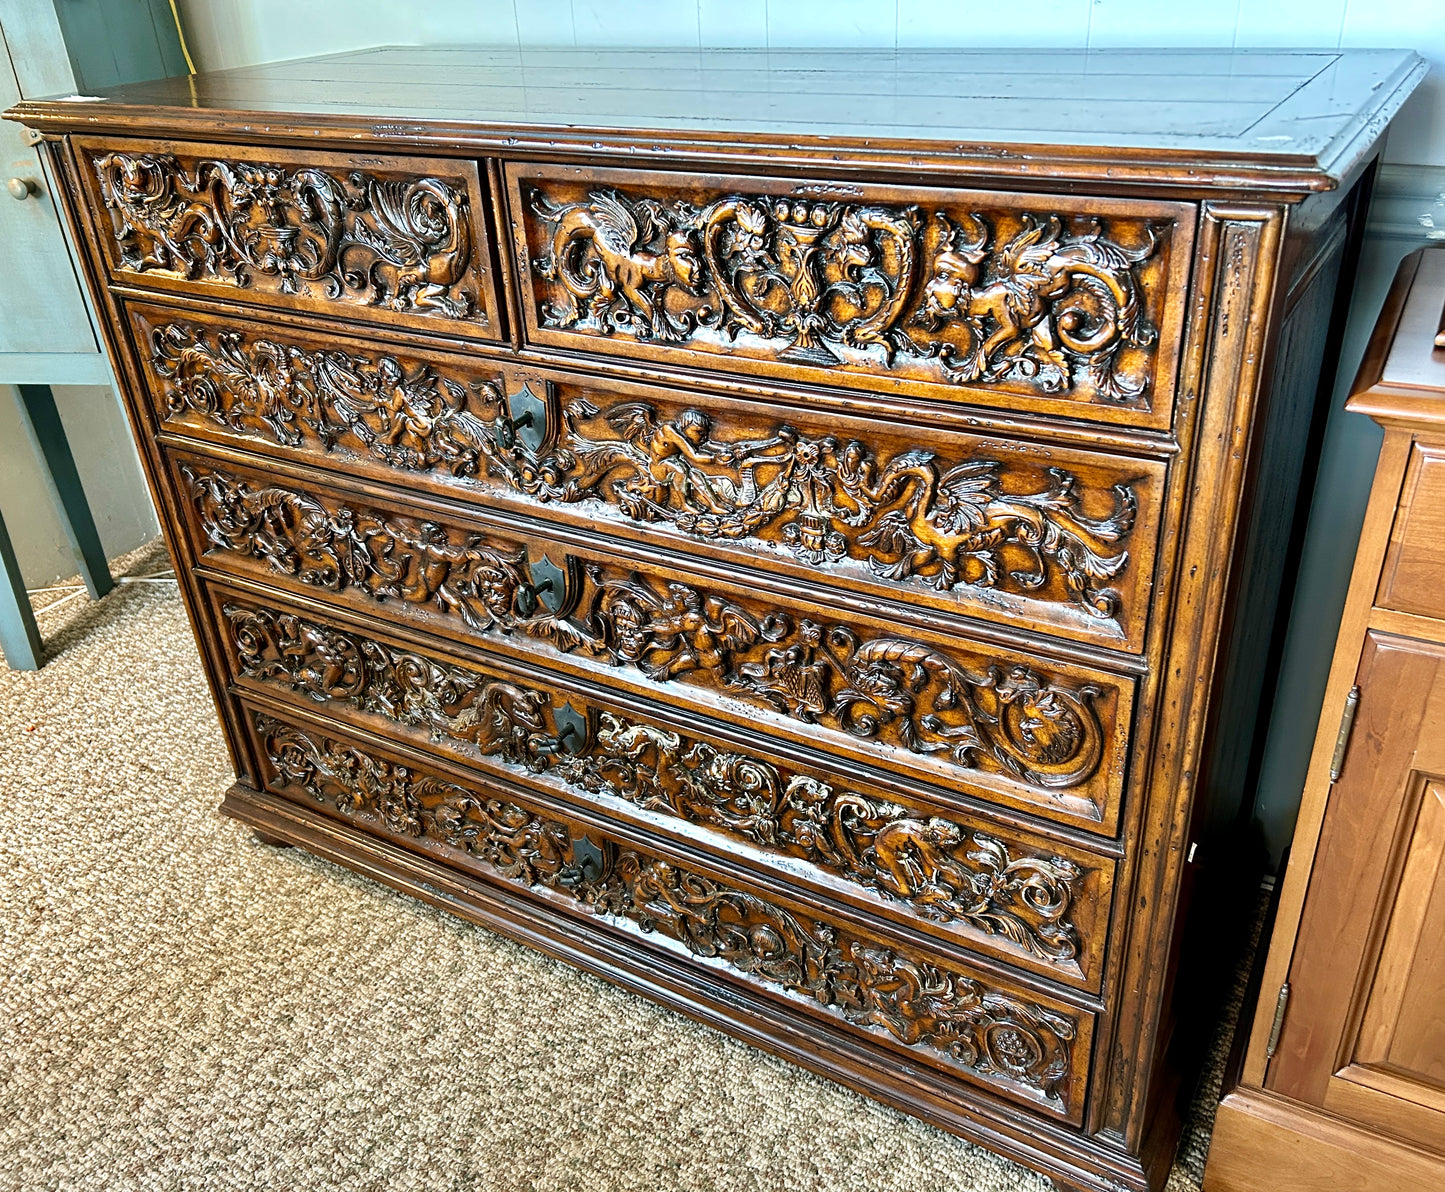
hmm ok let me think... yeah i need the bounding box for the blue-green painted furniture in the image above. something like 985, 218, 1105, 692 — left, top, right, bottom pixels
0, 0, 186, 668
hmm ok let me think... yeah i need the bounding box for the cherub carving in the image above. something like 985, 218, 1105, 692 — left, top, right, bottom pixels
595, 579, 770, 681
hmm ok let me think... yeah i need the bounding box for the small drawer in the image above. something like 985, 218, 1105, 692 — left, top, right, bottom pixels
506, 162, 1194, 431
241, 698, 1095, 1122
127, 299, 1165, 653
168, 446, 1135, 833
1377, 440, 1445, 622
210, 581, 1117, 991
74, 136, 505, 342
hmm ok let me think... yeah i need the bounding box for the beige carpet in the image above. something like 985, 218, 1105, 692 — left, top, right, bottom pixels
0, 541, 1233, 1192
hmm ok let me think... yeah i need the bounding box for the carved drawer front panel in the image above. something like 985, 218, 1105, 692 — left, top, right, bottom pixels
74, 136, 505, 342
210, 583, 1117, 990
240, 699, 1095, 1121
507, 163, 1194, 431
169, 450, 1135, 833
128, 300, 1166, 653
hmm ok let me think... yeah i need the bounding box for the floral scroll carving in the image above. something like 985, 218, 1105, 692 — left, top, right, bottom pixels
149, 320, 1137, 619
553, 402, 1137, 618
226, 601, 1086, 962
181, 465, 548, 635
528, 183, 1162, 405
188, 467, 1107, 790
578, 573, 1106, 790
256, 713, 1080, 1104
92, 150, 481, 319
148, 322, 510, 476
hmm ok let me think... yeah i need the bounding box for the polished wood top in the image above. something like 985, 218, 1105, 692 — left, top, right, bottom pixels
1349, 249, 1445, 427
5, 45, 1426, 195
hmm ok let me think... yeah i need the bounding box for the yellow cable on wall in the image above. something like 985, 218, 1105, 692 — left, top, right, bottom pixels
167, 0, 197, 75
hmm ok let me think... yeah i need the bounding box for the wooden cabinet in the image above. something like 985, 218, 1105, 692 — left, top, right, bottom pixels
6, 46, 1427, 1192
1205, 248, 1445, 1191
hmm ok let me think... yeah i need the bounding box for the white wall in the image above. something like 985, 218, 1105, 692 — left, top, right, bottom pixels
177, 0, 1443, 165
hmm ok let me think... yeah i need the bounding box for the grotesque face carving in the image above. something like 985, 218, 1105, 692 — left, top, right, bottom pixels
607, 597, 652, 662
1013, 688, 1083, 765
476, 562, 518, 622
922, 248, 984, 321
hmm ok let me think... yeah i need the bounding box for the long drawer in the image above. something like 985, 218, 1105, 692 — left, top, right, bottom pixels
207, 578, 1118, 992
166, 444, 1136, 833
506, 162, 1195, 431
123, 298, 1166, 653
238, 695, 1097, 1123
72, 136, 507, 342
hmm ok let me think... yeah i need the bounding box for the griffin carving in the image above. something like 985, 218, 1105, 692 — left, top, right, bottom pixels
256, 713, 1080, 1104
93, 150, 480, 319
527, 182, 1162, 403
918, 212, 1158, 399
345, 176, 474, 317
557, 403, 1138, 620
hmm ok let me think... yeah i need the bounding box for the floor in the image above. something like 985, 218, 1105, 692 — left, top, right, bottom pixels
0, 542, 1239, 1191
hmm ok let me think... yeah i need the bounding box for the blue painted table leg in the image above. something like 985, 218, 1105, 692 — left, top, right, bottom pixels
0, 509, 43, 670
16, 384, 114, 600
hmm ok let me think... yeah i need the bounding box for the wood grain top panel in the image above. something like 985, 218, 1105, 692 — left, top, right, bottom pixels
7, 46, 1426, 194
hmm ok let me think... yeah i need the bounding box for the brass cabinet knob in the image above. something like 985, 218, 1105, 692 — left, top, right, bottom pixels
7, 177, 37, 199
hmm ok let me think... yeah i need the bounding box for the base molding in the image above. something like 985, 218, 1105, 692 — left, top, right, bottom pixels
220, 781, 1157, 1192
1204, 1086, 1445, 1191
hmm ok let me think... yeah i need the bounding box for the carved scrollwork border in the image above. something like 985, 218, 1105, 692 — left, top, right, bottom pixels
184, 464, 1114, 796
142, 316, 1140, 623
224, 600, 1090, 966
87, 145, 488, 326
253, 711, 1083, 1109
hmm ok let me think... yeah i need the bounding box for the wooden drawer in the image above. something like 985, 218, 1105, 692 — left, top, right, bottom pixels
506, 163, 1194, 431
209, 580, 1118, 992
73, 136, 506, 342
126, 298, 1166, 653
167, 446, 1135, 833
239, 696, 1096, 1122
1376, 439, 1445, 622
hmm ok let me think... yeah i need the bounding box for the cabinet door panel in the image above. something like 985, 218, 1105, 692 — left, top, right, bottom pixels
1269, 631, 1445, 1154
1376, 441, 1445, 622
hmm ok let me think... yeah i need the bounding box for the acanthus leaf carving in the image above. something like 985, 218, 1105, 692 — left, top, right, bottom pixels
255, 712, 1079, 1104
93, 151, 480, 320
528, 182, 1161, 406
182, 464, 552, 637
226, 602, 1087, 963
190, 468, 1107, 792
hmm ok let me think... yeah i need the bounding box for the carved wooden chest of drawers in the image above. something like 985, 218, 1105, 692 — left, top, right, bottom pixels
8, 46, 1425, 1192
